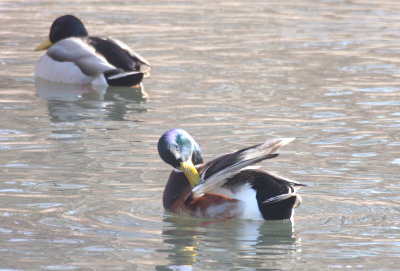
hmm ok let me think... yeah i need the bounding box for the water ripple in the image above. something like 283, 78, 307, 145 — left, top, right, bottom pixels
1, 0, 400, 270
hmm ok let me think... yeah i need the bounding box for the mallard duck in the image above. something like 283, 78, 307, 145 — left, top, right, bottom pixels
157, 128, 305, 220
35, 15, 151, 87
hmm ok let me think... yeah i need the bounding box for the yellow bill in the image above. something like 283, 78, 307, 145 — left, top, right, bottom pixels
35, 39, 52, 51
179, 160, 200, 187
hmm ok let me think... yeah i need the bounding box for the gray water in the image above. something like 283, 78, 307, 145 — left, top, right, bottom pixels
1, 0, 400, 270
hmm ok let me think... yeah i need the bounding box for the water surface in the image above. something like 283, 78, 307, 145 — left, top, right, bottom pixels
1, 0, 399, 270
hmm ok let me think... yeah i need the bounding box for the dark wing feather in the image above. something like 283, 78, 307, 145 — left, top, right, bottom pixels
199, 146, 279, 180
192, 138, 295, 198
87, 37, 150, 71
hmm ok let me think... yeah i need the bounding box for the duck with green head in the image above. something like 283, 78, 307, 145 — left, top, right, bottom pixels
158, 128, 305, 220
35, 15, 151, 87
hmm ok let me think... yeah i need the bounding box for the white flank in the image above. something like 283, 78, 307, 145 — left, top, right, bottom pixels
209, 185, 263, 220
233, 184, 263, 220
35, 54, 93, 84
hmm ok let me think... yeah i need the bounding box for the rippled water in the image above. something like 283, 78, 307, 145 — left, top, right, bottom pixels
1, 0, 400, 270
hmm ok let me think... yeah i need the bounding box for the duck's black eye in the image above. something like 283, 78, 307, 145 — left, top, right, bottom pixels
168, 144, 179, 154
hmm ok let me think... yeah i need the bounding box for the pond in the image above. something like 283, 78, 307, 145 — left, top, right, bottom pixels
0, 0, 399, 270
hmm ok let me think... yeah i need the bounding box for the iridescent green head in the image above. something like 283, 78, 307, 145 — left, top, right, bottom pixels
158, 129, 204, 187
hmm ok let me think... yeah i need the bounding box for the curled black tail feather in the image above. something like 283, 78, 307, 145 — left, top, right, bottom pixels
104, 69, 144, 87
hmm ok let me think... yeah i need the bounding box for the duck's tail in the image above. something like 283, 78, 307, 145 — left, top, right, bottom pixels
104, 69, 144, 87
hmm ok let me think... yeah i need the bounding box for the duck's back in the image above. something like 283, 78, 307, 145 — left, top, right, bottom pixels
87, 37, 150, 72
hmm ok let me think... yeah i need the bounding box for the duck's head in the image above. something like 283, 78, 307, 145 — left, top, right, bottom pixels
158, 129, 204, 187
35, 15, 88, 51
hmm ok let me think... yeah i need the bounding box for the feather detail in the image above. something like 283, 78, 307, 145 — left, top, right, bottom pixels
192, 138, 295, 198
261, 171, 306, 188
262, 194, 296, 204
46, 38, 115, 76
263, 193, 302, 210
107, 70, 143, 80
111, 38, 152, 67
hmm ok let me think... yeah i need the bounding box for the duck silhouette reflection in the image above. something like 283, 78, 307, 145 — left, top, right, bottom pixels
35, 78, 148, 122
158, 214, 300, 270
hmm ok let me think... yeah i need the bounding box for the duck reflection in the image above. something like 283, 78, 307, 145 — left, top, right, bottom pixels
158, 215, 299, 270
35, 78, 148, 122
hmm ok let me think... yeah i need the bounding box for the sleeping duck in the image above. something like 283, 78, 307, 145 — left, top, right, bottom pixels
157, 128, 305, 221
35, 15, 151, 87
